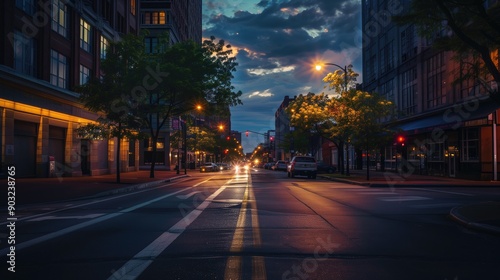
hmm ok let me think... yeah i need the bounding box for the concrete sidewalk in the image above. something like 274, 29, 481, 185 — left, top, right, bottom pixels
320, 169, 500, 235
1, 170, 189, 205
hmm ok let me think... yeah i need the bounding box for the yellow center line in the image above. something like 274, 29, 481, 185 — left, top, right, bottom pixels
224, 172, 267, 280
248, 174, 267, 280
224, 181, 249, 280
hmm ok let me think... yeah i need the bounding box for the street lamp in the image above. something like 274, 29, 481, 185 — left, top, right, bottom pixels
315, 63, 352, 93
194, 105, 202, 168
316, 62, 352, 176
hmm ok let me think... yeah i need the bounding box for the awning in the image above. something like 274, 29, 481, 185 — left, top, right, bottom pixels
396, 99, 500, 133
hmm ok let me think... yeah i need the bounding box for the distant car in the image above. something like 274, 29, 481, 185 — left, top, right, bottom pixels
264, 162, 275, 169
273, 160, 288, 171
316, 162, 336, 173
217, 163, 230, 170
287, 156, 317, 179
200, 162, 218, 172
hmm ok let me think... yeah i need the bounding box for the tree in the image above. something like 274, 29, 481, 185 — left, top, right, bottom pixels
76, 34, 147, 183
287, 68, 395, 179
323, 69, 395, 179
329, 89, 394, 180
137, 36, 242, 178
79, 33, 243, 179
286, 93, 347, 172
395, 0, 500, 100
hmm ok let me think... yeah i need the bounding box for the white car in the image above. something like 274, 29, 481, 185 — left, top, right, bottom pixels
287, 156, 317, 179
200, 162, 218, 172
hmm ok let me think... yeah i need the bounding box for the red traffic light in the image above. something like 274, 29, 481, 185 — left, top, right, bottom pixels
270, 136, 274, 141
226, 136, 230, 141
397, 135, 405, 146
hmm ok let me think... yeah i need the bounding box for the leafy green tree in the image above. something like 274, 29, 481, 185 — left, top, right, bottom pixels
287, 67, 394, 178
76, 34, 147, 183
139, 36, 242, 177
78, 34, 243, 179
328, 89, 395, 179
395, 0, 500, 100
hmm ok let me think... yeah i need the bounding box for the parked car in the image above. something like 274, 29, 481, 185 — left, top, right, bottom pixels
316, 162, 336, 173
273, 160, 288, 171
264, 162, 275, 169
200, 162, 218, 172
287, 156, 317, 179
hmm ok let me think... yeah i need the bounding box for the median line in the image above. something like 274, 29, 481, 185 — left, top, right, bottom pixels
224, 172, 267, 280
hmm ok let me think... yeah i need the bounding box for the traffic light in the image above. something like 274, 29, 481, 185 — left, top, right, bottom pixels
226, 136, 230, 141
397, 135, 405, 146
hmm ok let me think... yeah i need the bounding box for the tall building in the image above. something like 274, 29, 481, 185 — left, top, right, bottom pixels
0, 0, 139, 178
139, 0, 202, 45
362, 0, 499, 180
274, 96, 295, 161
137, 0, 203, 170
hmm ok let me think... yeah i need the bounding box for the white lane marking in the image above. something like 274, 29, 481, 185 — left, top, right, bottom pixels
108, 181, 231, 280
358, 191, 398, 195
28, 214, 104, 222
410, 203, 460, 209
379, 196, 431, 202
176, 191, 202, 200
0, 177, 194, 225
0, 178, 211, 255
405, 188, 475, 197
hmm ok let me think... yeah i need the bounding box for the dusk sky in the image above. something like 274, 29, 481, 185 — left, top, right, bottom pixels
202, 0, 363, 153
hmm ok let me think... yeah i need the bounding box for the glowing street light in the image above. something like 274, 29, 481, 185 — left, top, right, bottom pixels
316, 62, 353, 176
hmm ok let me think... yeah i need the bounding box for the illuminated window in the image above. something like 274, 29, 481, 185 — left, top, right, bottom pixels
130, 0, 136, 15
100, 36, 109, 59
51, 0, 68, 37
143, 11, 167, 24
80, 18, 92, 52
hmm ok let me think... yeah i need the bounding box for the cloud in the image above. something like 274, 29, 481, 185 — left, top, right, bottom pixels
202, 0, 363, 152
248, 89, 274, 98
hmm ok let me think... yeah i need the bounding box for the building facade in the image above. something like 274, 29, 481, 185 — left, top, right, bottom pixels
362, 0, 499, 180
0, 0, 140, 178
138, 0, 202, 170
274, 96, 295, 161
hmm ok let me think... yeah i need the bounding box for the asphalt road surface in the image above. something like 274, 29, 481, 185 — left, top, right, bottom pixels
1, 168, 500, 279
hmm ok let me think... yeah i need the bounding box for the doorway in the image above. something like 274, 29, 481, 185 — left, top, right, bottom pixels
81, 140, 90, 175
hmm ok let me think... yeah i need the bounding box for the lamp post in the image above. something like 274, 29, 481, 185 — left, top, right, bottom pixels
316, 62, 352, 176
194, 105, 202, 169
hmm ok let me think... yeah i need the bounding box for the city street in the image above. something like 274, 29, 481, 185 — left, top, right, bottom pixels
2, 168, 500, 279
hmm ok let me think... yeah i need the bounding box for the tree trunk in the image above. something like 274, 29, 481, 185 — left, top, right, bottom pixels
337, 141, 344, 175
116, 122, 121, 183
149, 135, 158, 178
366, 153, 370, 181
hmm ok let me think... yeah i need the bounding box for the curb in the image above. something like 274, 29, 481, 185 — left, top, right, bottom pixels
318, 175, 499, 188
449, 204, 500, 235
317, 175, 370, 186
90, 174, 190, 198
